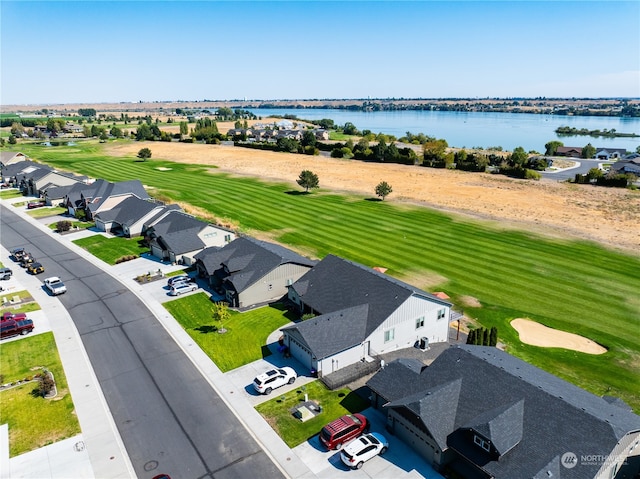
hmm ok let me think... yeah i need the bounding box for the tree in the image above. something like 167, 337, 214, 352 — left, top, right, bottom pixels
137, 148, 152, 160
509, 146, 529, 168
179, 121, 188, 136
545, 140, 564, 156
212, 302, 230, 333
301, 130, 317, 148
582, 143, 596, 159
8, 134, 17, 144
489, 327, 498, 347
342, 122, 359, 135
56, 220, 72, 232
296, 170, 319, 192
636, 145, 640, 154
375, 181, 393, 200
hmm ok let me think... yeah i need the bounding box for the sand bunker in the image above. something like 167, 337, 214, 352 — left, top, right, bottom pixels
155, 167, 172, 171
511, 318, 606, 355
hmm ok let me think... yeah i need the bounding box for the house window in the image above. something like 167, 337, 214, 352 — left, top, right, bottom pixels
473, 434, 491, 452
224, 234, 232, 242
415, 316, 425, 329
437, 308, 446, 320
268, 284, 273, 291
384, 329, 395, 343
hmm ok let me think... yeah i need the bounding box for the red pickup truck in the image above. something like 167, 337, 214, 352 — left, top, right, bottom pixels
1, 312, 28, 322
1, 318, 35, 339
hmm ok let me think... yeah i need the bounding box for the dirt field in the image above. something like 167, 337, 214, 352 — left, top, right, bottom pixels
104, 142, 640, 254
510, 318, 607, 354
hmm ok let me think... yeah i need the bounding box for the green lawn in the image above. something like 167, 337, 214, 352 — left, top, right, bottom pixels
72, 234, 148, 264
328, 131, 358, 141
163, 295, 293, 372
27, 206, 67, 218
47, 220, 94, 231
14, 141, 640, 411
0, 189, 23, 199
1, 290, 41, 314
0, 333, 80, 457
255, 380, 370, 448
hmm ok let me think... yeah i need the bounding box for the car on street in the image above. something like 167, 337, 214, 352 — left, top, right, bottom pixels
319, 413, 369, 450
169, 282, 198, 296
1, 312, 27, 323
340, 432, 388, 470
167, 275, 193, 287
253, 366, 297, 395
11, 248, 26, 261
28, 262, 45, 275
43, 276, 67, 295
1, 318, 35, 339
19, 252, 35, 267
0, 267, 12, 280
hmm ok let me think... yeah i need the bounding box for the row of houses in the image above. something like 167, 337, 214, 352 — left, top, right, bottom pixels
556, 146, 632, 161
226, 127, 329, 142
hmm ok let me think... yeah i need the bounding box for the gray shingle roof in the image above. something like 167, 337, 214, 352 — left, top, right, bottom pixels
194, 237, 316, 293
149, 211, 207, 255
366, 345, 640, 479
94, 196, 158, 225
281, 304, 370, 359
85, 179, 149, 214
290, 254, 450, 338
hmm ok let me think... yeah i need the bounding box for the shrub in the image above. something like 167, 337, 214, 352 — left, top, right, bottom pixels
38, 373, 55, 397
524, 169, 541, 180
56, 220, 72, 232
115, 255, 138, 264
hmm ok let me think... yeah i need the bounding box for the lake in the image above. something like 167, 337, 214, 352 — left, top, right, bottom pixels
248, 108, 640, 153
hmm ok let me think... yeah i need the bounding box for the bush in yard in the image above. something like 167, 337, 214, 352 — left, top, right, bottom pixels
115, 255, 138, 264
38, 372, 55, 397
56, 220, 72, 232
524, 169, 541, 180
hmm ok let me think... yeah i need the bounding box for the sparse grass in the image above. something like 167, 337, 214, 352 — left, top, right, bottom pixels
0, 333, 80, 457
255, 380, 369, 448
72, 235, 148, 264
163, 296, 292, 372
17, 140, 640, 412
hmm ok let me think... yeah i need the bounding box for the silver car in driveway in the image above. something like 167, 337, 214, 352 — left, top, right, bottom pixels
169, 282, 198, 296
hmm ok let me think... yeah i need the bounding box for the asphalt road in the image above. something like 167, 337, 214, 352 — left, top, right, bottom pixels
0, 204, 284, 479
540, 157, 605, 181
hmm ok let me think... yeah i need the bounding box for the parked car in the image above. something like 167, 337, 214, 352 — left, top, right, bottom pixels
27, 262, 45, 275
167, 275, 193, 287
1, 318, 35, 339
340, 432, 388, 470
19, 253, 35, 267
1, 312, 27, 323
169, 282, 198, 296
253, 367, 297, 395
319, 414, 369, 450
43, 276, 67, 295
11, 247, 26, 261
0, 267, 12, 280
27, 200, 46, 209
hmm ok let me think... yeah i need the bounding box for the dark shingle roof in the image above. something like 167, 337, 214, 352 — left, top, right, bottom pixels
43, 184, 75, 199
194, 237, 316, 293
85, 179, 149, 214
281, 304, 369, 359
94, 196, 158, 225
290, 254, 450, 338
366, 345, 640, 479
150, 211, 207, 255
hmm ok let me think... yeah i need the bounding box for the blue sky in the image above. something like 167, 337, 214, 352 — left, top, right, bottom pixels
1, 1, 638, 105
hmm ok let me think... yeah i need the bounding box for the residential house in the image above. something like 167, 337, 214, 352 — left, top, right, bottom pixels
144, 210, 235, 265
610, 154, 640, 176
64, 179, 149, 220
15, 165, 55, 196
32, 170, 86, 197
94, 196, 181, 237
193, 237, 316, 309
555, 146, 583, 158
1, 160, 44, 186
0, 151, 29, 167
595, 148, 627, 161
43, 184, 77, 207
366, 346, 640, 479
314, 129, 330, 141
281, 254, 452, 376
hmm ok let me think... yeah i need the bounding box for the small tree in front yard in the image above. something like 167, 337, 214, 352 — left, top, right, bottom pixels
212, 302, 230, 333
56, 220, 72, 232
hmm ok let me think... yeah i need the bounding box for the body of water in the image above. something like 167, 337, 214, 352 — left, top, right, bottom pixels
248, 108, 640, 153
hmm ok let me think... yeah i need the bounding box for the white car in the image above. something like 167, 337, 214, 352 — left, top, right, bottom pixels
169, 282, 198, 296
253, 367, 297, 394
43, 277, 67, 295
167, 275, 191, 287
340, 432, 388, 469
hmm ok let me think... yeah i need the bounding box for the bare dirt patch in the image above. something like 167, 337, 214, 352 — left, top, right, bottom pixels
510, 318, 607, 355
103, 142, 640, 254
458, 296, 482, 308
